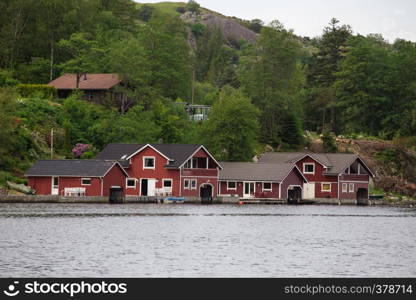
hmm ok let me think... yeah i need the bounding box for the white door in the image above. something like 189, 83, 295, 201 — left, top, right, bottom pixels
148, 179, 156, 196
303, 183, 315, 199
51, 177, 59, 195
243, 182, 255, 198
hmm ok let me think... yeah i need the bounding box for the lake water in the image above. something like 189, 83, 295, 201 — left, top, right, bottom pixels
0, 203, 415, 277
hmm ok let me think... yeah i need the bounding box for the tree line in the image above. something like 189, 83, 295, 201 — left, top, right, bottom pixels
0, 0, 416, 184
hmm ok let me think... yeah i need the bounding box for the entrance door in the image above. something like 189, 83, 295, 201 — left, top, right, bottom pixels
141, 179, 148, 196
148, 179, 156, 196
356, 188, 368, 205
303, 183, 315, 199
243, 182, 255, 198
141, 179, 156, 196
51, 177, 59, 195
200, 184, 213, 204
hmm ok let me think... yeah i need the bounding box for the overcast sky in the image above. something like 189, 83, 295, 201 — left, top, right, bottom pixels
139, 0, 416, 42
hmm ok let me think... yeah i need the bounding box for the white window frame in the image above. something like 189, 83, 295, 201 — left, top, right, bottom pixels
262, 182, 272, 192
143, 156, 155, 169
303, 163, 315, 174
191, 179, 197, 190
126, 178, 136, 189
342, 183, 348, 193
349, 183, 355, 193
162, 179, 173, 188
81, 178, 91, 186
321, 182, 331, 192
184, 179, 190, 189
227, 181, 237, 190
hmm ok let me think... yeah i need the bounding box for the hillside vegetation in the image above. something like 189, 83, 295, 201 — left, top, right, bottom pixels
0, 0, 415, 197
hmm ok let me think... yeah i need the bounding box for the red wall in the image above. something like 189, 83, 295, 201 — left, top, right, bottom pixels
102, 164, 127, 196
295, 156, 338, 198
28, 164, 126, 196
181, 177, 218, 197
219, 181, 279, 198
280, 168, 306, 199
180, 146, 219, 197
125, 146, 180, 196
59, 177, 101, 196
28, 177, 53, 195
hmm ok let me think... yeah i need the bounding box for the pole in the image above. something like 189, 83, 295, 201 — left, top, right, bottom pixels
51, 128, 54, 159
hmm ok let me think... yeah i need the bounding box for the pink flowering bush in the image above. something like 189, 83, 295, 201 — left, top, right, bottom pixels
72, 143, 90, 157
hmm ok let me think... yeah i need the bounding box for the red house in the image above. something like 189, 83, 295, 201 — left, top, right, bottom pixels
95, 143, 222, 199
25, 160, 128, 196
258, 153, 375, 201
218, 162, 308, 201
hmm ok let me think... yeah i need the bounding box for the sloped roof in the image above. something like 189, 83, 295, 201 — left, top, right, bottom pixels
219, 162, 306, 182
95, 143, 207, 169
25, 160, 127, 177
48, 73, 121, 90
258, 152, 373, 176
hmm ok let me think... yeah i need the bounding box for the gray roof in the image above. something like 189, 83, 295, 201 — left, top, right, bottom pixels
95, 143, 205, 168
25, 160, 126, 177
219, 162, 303, 182
258, 152, 372, 175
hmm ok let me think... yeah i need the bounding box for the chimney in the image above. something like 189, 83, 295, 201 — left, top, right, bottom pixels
83, 73, 87, 80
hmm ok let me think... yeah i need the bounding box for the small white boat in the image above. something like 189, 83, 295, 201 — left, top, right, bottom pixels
161, 197, 185, 204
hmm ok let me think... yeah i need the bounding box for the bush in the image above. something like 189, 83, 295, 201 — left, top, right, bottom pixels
0, 70, 20, 87
176, 6, 186, 13
16, 84, 57, 98
185, 0, 200, 14
322, 130, 337, 152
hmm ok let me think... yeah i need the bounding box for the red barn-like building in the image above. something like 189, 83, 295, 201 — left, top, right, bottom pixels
258, 153, 375, 201
26, 160, 128, 196
218, 162, 308, 201
95, 143, 222, 199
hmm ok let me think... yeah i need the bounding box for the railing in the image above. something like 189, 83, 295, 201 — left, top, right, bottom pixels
339, 174, 369, 181
155, 188, 172, 197
63, 187, 86, 197
181, 168, 218, 177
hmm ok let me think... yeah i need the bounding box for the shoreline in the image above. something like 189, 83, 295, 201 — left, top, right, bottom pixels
0, 195, 414, 207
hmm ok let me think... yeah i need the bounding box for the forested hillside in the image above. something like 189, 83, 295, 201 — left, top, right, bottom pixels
0, 0, 415, 196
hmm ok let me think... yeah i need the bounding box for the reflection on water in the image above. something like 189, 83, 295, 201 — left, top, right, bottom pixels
0, 203, 415, 277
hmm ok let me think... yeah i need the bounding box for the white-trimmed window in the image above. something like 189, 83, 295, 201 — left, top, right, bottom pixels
227, 181, 236, 190
321, 183, 331, 192
163, 179, 172, 188
143, 156, 155, 169
184, 179, 190, 189
126, 178, 136, 189
342, 183, 348, 193
191, 179, 197, 190
303, 163, 315, 174
262, 182, 272, 192
81, 178, 91, 185
349, 183, 354, 193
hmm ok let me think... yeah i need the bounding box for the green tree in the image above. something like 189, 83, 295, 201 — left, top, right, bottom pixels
137, 5, 155, 22
240, 20, 304, 148
200, 86, 259, 161
321, 129, 337, 153
58, 32, 104, 88
334, 35, 393, 136
185, 0, 200, 14
304, 18, 352, 132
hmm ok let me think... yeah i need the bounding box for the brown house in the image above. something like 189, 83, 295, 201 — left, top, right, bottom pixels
48, 73, 130, 110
